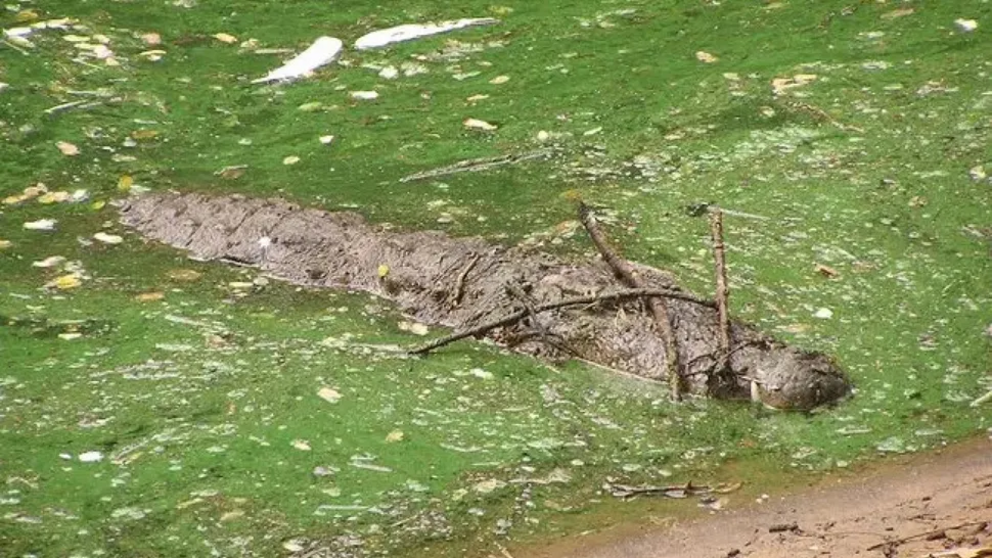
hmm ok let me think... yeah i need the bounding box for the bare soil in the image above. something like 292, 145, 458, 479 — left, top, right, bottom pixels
119, 192, 851, 410
522, 437, 992, 558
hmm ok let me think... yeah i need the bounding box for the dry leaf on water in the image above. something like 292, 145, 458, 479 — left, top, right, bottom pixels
56, 141, 79, 156
48, 274, 82, 290
23, 219, 57, 231
317, 387, 342, 403
93, 232, 124, 245
695, 51, 718, 63
463, 118, 497, 131
140, 32, 161, 45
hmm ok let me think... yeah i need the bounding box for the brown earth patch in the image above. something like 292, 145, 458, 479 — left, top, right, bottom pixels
519, 437, 992, 558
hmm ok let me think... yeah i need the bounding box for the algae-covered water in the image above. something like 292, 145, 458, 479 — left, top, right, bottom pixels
1, 1, 990, 556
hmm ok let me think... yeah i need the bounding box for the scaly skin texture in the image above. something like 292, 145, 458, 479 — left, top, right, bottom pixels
119, 191, 852, 410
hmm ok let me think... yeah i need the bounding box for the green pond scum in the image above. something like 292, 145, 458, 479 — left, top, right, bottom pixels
0, 0, 990, 556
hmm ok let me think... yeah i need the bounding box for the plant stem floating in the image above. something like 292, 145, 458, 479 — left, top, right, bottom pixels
251, 36, 343, 84
354, 18, 499, 50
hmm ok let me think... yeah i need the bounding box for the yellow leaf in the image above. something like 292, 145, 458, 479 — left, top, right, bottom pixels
91, 200, 106, 211
213, 32, 237, 44
15, 10, 39, 23
117, 175, 133, 192
385, 430, 405, 443
51, 274, 82, 290
38, 191, 70, 204
377, 264, 390, 278
135, 292, 165, 302
131, 129, 159, 140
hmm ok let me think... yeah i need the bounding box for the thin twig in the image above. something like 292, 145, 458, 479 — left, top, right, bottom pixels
44, 99, 88, 115
1, 39, 31, 56
409, 288, 714, 355
495, 543, 515, 558
399, 149, 551, 183
866, 520, 989, 551
578, 202, 685, 401
449, 253, 480, 308
782, 100, 865, 133
709, 207, 735, 394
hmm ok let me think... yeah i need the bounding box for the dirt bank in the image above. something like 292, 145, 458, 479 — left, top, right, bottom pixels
521, 437, 992, 558
119, 192, 851, 410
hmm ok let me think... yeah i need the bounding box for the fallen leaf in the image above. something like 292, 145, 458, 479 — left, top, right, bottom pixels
78, 451, 104, 462
319, 135, 334, 145
814, 263, 839, 278
385, 430, 405, 443
291, 439, 312, 451
32, 256, 66, 268
14, 9, 39, 23
56, 141, 79, 156
466, 94, 489, 102
0, 240, 12, 250
167, 269, 202, 282
37, 191, 71, 204
377, 264, 390, 278
350, 90, 379, 100
117, 175, 133, 192
49, 274, 82, 290
93, 232, 124, 245
213, 32, 237, 44
216, 165, 247, 180
138, 49, 167, 61
135, 292, 165, 302
695, 51, 718, 63
283, 155, 300, 165
317, 387, 341, 404
771, 74, 818, 95
954, 18, 978, 33
463, 118, 498, 131
813, 308, 833, 319
489, 75, 510, 84
131, 129, 159, 140
23, 219, 57, 231
140, 32, 162, 45
398, 321, 429, 336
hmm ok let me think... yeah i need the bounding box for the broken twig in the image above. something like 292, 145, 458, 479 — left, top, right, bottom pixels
578, 202, 686, 401
399, 149, 551, 183
606, 481, 712, 499
449, 253, 481, 308
866, 521, 990, 551
709, 207, 735, 393
410, 288, 714, 355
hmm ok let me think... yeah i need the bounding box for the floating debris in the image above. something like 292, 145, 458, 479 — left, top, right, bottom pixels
93, 232, 124, 244
463, 118, 497, 131
954, 18, 978, 33
354, 18, 499, 50
252, 36, 343, 84
695, 51, 718, 63
78, 451, 104, 463
24, 219, 57, 231
317, 387, 342, 404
